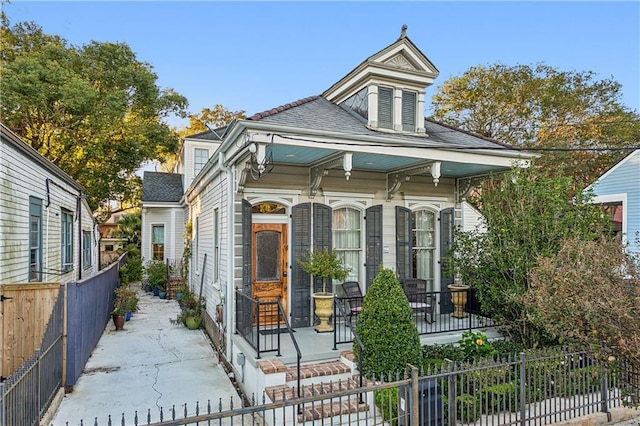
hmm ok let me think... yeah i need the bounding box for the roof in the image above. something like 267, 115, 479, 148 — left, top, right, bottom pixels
0, 122, 85, 192
247, 96, 510, 150
141, 172, 184, 202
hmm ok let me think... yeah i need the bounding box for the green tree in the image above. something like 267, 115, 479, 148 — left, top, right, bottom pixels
114, 210, 142, 248
0, 20, 188, 217
431, 63, 640, 189
446, 167, 612, 348
178, 105, 246, 138
354, 268, 421, 379
527, 236, 640, 373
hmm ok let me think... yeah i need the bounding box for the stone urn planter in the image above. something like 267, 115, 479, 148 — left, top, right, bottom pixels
312, 293, 335, 332
448, 283, 470, 318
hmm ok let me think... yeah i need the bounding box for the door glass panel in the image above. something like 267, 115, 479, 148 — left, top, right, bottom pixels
256, 231, 280, 281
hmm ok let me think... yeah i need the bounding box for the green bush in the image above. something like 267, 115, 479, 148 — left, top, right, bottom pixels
354, 268, 422, 379
555, 365, 601, 397
491, 339, 526, 358
480, 382, 520, 413
146, 260, 167, 291
456, 393, 481, 423
459, 330, 498, 360
374, 388, 398, 426
422, 343, 464, 362
119, 245, 143, 285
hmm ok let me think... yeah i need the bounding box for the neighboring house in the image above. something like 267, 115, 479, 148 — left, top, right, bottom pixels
140, 171, 184, 263
586, 149, 640, 255
98, 211, 129, 267
0, 123, 99, 284
141, 30, 535, 394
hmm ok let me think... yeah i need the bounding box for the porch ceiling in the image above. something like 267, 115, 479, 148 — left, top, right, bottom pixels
267, 144, 509, 178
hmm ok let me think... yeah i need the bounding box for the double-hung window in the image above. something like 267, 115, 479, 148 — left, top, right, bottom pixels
194, 148, 209, 177
152, 225, 164, 260
29, 197, 42, 282
61, 209, 74, 272
333, 207, 361, 285
412, 209, 436, 292
82, 230, 92, 269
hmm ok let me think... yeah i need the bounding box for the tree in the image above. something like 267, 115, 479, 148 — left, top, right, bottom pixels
114, 210, 141, 248
178, 105, 246, 138
431, 63, 640, 189
446, 167, 612, 348
0, 20, 188, 218
354, 268, 421, 379
526, 236, 639, 373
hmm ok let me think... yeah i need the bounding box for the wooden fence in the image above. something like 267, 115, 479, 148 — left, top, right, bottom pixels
0, 282, 62, 380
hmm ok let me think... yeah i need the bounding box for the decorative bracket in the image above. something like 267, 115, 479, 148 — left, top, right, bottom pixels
309, 152, 353, 198
455, 175, 486, 203
386, 161, 441, 200
236, 162, 250, 194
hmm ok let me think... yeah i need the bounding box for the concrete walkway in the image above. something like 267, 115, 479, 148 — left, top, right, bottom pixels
49, 286, 240, 426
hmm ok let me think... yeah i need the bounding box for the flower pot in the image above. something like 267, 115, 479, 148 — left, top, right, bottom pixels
159, 291, 167, 299
112, 314, 125, 331
152, 287, 160, 297
312, 292, 335, 332
176, 292, 183, 301
448, 284, 470, 318
125, 311, 132, 321
185, 316, 202, 330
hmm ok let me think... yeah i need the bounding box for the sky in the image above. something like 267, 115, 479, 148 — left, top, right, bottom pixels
4, 1, 640, 130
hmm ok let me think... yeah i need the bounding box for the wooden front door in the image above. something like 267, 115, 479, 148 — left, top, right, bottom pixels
252, 223, 288, 325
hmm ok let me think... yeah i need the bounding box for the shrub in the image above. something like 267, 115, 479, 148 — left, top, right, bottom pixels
146, 260, 167, 291
480, 382, 520, 413
456, 393, 481, 423
374, 388, 398, 426
112, 285, 138, 315
354, 268, 422, 379
119, 244, 143, 285
459, 330, 498, 361
422, 343, 465, 362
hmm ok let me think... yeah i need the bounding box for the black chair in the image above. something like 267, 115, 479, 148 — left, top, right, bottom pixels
402, 278, 434, 323
340, 281, 363, 319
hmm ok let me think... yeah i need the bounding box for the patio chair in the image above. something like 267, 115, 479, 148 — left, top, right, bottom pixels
340, 281, 363, 319
402, 278, 434, 323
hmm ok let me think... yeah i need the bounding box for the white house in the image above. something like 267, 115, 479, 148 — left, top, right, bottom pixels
0, 123, 99, 284
141, 29, 535, 399
586, 149, 640, 255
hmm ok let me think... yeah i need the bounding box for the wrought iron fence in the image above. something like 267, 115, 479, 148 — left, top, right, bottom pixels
55, 348, 638, 426
0, 286, 64, 426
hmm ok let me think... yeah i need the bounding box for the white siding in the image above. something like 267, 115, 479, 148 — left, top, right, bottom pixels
1, 134, 99, 284
461, 201, 486, 233
142, 206, 184, 263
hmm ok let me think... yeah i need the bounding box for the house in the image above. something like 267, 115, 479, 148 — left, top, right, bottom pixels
141, 28, 535, 399
97, 210, 131, 267
0, 123, 99, 284
586, 149, 640, 255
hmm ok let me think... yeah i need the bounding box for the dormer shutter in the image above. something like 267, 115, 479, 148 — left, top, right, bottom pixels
402, 91, 416, 131
378, 87, 393, 129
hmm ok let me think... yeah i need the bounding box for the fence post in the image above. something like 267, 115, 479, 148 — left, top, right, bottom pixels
0, 382, 4, 426
520, 352, 526, 426
447, 360, 456, 426
411, 364, 419, 426
600, 364, 609, 414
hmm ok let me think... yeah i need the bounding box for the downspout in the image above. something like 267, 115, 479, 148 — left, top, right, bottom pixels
218, 150, 235, 361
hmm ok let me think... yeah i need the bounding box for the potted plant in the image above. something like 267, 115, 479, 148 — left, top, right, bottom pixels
146, 260, 167, 297
298, 248, 350, 332
174, 287, 206, 330
112, 286, 137, 331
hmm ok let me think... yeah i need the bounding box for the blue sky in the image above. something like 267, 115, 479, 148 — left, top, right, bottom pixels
4, 1, 639, 129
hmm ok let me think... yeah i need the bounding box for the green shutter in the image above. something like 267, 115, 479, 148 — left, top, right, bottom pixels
439, 207, 455, 313
312, 203, 332, 294
395, 206, 412, 283
291, 203, 311, 327
241, 199, 252, 294
402, 91, 416, 131
365, 205, 383, 290
378, 87, 393, 129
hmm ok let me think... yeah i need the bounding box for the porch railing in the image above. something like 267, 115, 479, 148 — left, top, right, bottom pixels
234, 290, 302, 395
333, 298, 364, 393
334, 287, 498, 343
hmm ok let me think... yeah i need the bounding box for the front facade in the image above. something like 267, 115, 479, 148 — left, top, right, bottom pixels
142, 31, 534, 396
586, 149, 640, 255
0, 123, 99, 284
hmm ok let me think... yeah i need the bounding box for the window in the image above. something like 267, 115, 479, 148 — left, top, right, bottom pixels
214, 209, 219, 281
402, 90, 416, 131
378, 87, 393, 129
82, 230, 92, 269
412, 210, 436, 292
333, 207, 361, 285
340, 87, 368, 120
29, 197, 42, 282
105, 244, 114, 252
152, 225, 164, 260
61, 209, 74, 272
194, 148, 209, 176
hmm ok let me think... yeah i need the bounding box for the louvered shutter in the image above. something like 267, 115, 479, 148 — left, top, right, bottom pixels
378, 87, 393, 129
396, 206, 412, 283
402, 91, 416, 131
241, 199, 252, 294
439, 207, 455, 313
365, 205, 383, 290
291, 203, 311, 327
313, 203, 332, 294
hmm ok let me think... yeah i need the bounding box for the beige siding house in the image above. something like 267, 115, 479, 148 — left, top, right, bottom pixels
0, 123, 99, 284
141, 30, 535, 398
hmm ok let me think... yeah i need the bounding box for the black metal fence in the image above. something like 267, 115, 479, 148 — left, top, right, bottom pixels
0, 286, 64, 426
56, 348, 638, 426
65, 254, 125, 388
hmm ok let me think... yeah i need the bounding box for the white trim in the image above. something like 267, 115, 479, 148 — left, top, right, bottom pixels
323, 191, 374, 208
404, 196, 447, 212
585, 150, 640, 191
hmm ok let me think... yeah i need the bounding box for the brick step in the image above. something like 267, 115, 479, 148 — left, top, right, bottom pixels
286, 359, 351, 382
266, 377, 361, 402
297, 399, 368, 423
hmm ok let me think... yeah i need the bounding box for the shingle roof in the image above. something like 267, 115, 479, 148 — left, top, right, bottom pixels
247, 96, 510, 149
141, 172, 183, 202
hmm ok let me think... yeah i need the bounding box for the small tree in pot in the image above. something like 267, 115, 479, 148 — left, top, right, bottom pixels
298, 248, 350, 332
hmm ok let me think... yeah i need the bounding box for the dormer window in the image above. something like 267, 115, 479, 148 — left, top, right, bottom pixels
378, 87, 393, 129
194, 148, 209, 176
402, 90, 416, 132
